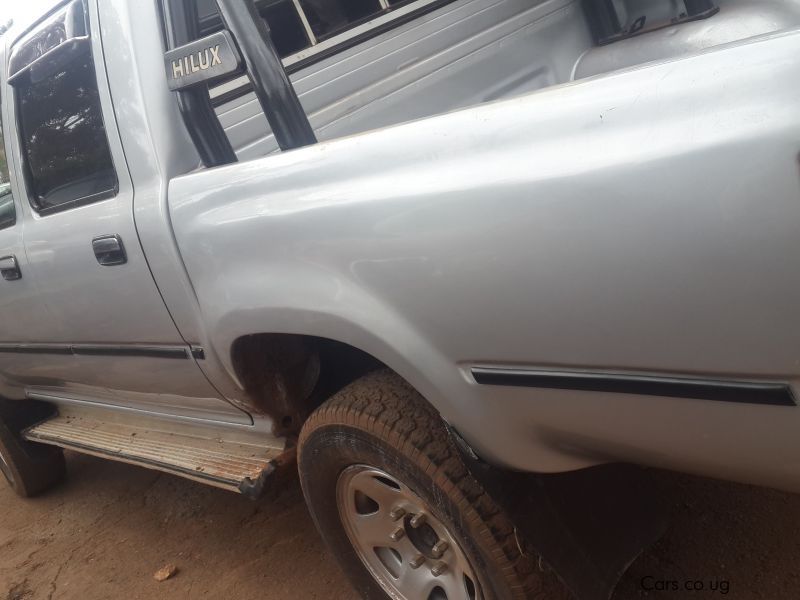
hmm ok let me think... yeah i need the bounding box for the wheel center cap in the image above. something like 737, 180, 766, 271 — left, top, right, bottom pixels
404, 514, 440, 558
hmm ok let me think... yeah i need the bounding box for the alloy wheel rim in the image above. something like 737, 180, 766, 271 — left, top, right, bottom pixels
336, 464, 482, 600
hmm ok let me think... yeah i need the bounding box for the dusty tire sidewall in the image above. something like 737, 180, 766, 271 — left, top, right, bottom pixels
0, 421, 26, 495
0, 415, 65, 498
0, 449, 19, 491
299, 423, 516, 600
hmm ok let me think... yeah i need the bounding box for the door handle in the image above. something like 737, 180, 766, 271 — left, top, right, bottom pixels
0, 255, 21, 280
92, 235, 127, 266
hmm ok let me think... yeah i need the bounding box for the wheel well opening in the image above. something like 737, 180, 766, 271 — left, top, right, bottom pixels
231, 334, 384, 436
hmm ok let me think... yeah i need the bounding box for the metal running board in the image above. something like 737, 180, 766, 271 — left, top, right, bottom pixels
24, 414, 283, 497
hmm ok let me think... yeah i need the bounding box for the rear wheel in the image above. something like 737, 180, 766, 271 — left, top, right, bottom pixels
298, 370, 559, 600
0, 402, 65, 497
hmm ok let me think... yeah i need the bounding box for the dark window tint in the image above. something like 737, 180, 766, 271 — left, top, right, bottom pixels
196, 0, 408, 56
299, 0, 382, 41
263, 0, 310, 56
0, 93, 15, 230
197, 0, 311, 58
0, 187, 13, 230
17, 49, 117, 212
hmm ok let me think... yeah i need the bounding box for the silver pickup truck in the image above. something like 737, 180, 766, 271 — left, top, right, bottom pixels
1, 0, 799, 598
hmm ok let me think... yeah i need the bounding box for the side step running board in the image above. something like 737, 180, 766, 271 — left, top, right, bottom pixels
24, 414, 285, 498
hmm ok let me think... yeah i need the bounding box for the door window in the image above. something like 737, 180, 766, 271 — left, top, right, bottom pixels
15, 47, 118, 213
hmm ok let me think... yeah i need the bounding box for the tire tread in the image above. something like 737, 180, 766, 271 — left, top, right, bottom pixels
300, 370, 556, 599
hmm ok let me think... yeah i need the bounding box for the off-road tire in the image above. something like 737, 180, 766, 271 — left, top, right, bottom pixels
0, 403, 65, 498
298, 370, 557, 600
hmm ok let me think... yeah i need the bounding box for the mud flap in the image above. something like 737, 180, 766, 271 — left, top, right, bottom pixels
449, 427, 670, 600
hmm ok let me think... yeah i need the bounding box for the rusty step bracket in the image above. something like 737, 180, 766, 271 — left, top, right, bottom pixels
24, 413, 286, 498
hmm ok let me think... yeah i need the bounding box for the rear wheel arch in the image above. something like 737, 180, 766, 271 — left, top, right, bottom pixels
229, 333, 387, 434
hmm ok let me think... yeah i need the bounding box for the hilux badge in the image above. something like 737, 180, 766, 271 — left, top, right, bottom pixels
171, 45, 223, 79
163, 30, 242, 91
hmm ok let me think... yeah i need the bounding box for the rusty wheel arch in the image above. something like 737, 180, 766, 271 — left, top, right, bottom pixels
230, 334, 384, 436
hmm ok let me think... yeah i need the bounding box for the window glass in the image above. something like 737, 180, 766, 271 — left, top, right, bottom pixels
0, 93, 15, 230
299, 0, 382, 41
16, 48, 117, 212
197, 0, 311, 58
196, 0, 416, 59
262, 0, 311, 56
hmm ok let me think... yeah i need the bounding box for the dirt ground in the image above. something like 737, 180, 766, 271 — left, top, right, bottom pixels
1, 452, 798, 600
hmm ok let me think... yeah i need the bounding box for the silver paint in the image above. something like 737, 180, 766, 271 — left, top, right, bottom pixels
215, 0, 592, 158
94, 0, 269, 424
0, 0, 252, 425
171, 27, 800, 492
2, 0, 800, 494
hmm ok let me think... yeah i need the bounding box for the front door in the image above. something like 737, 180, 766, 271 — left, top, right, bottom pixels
3, 0, 249, 424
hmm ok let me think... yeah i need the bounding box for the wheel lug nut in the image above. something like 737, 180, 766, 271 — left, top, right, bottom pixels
432, 540, 449, 558
409, 554, 425, 569
389, 527, 405, 542
389, 507, 406, 521
409, 513, 427, 528
431, 562, 448, 577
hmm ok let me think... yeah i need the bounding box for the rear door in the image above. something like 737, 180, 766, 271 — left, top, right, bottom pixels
4, 0, 249, 424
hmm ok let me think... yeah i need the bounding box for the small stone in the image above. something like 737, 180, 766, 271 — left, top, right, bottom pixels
153, 564, 178, 582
